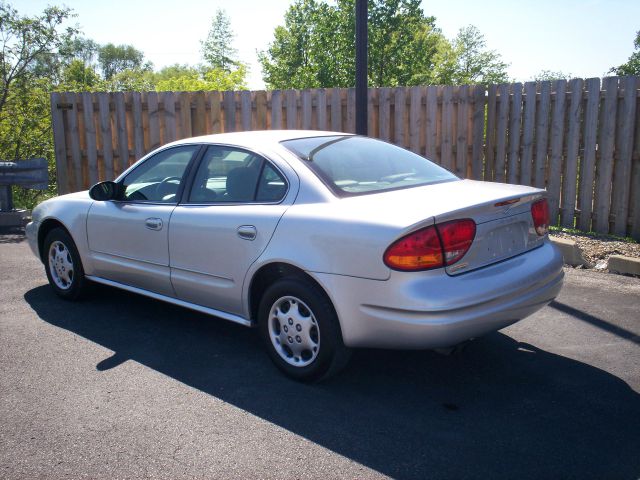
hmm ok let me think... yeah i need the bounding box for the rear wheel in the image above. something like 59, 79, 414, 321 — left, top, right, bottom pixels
43, 228, 87, 300
258, 277, 351, 382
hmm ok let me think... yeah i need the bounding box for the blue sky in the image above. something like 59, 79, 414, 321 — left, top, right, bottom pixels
19, 0, 640, 88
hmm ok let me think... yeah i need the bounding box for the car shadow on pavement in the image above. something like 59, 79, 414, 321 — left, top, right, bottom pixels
0, 226, 26, 243
550, 300, 640, 345
25, 284, 640, 480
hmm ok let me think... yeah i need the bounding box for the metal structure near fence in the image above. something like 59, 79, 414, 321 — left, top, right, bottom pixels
0, 158, 48, 226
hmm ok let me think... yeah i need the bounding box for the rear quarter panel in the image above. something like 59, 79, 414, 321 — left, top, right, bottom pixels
252, 203, 404, 281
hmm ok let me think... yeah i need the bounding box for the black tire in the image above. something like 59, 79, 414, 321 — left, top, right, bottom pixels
43, 228, 87, 300
258, 276, 351, 382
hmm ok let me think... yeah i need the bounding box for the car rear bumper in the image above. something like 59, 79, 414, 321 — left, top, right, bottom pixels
312, 240, 564, 349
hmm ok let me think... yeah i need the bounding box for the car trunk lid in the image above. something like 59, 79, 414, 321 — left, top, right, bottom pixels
342, 179, 546, 276
429, 184, 546, 276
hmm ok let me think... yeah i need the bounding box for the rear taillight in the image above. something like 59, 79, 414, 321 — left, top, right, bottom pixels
383, 225, 443, 271
384, 219, 476, 272
437, 219, 476, 265
531, 198, 550, 236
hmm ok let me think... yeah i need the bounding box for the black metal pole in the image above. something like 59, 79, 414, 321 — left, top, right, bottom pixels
355, 0, 368, 135
0, 185, 13, 212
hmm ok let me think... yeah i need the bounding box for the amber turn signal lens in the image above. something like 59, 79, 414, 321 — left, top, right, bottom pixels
384, 225, 443, 271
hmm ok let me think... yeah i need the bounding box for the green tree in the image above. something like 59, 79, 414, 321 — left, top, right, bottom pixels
151, 64, 196, 84
0, 2, 77, 208
408, 30, 454, 85
259, 0, 446, 89
533, 70, 572, 82
201, 9, 238, 71
366, 0, 442, 86
259, 0, 338, 88
143, 64, 247, 91
57, 36, 100, 85
610, 30, 640, 76
0, 2, 76, 115
433, 25, 509, 85
103, 68, 155, 91
198, 9, 247, 90
61, 59, 100, 89
59, 36, 99, 67
90, 63, 249, 92
199, 65, 247, 90
97, 43, 150, 80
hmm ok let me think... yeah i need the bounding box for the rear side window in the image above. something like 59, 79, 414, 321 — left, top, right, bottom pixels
282, 136, 457, 196
188, 145, 287, 203
256, 163, 287, 202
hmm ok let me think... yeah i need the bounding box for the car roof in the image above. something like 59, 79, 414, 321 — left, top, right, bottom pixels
167, 130, 352, 150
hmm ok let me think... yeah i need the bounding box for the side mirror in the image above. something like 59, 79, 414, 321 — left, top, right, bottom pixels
89, 181, 119, 201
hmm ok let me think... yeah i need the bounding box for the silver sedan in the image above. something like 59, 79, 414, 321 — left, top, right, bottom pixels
26, 131, 564, 381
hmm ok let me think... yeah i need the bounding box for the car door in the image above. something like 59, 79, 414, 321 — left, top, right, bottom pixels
169, 145, 293, 317
86, 145, 201, 297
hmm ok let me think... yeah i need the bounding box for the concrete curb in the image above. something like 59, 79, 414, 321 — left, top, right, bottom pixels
549, 236, 639, 277
549, 236, 591, 267
607, 255, 640, 276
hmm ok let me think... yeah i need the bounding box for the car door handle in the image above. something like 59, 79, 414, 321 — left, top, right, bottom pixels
145, 218, 163, 230
237, 225, 257, 241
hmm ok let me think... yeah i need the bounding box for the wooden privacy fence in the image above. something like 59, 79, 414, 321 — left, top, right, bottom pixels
51, 76, 640, 238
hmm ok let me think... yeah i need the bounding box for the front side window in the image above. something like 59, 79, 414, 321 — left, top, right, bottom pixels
282, 135, 458, 196
188, 146, 287, 203
121, 146, 198, 203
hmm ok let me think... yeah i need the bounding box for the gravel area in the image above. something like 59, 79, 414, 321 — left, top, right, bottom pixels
550, 229, 640, 269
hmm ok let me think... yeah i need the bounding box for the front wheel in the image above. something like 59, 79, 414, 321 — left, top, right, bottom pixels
43, 228, 87, 300
258, 277, 351, 382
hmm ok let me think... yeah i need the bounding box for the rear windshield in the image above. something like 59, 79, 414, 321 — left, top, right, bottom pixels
281, 135, 457, 196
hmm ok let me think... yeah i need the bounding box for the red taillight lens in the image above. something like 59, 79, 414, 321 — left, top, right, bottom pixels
384, 225, 443, 271
384, 219, 476, 272
437, 219, 476, 266
531, 198, 550, 236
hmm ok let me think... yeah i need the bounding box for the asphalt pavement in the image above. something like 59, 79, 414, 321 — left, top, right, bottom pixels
1, 229, 639, 479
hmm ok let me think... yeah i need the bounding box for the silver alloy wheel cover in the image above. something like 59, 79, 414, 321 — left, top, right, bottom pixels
268, 295, 320, 367
48, 240, 74, 290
